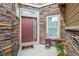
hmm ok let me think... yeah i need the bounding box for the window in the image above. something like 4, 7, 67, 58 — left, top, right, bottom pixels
20, 8, 39, 17
46, 15, 60, 39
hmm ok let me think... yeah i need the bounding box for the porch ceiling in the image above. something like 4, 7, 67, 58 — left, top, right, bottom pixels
21, 3, 54, 8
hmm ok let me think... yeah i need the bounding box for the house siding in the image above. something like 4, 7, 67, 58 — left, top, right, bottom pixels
65, 3, 79, 27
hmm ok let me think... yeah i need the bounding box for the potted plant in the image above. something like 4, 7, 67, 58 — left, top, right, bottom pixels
54, 43, 68, 56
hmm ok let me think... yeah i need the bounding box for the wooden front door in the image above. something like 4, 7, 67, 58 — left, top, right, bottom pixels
21, 17, 33, 43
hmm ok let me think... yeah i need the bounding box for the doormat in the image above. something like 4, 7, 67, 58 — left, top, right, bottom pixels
22, 45, 34, 50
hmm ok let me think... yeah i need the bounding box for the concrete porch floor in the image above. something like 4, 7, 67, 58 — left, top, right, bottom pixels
17, 44, 57, 56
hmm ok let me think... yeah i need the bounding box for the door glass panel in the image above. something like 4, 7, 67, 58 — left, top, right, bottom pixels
33, 18, 37, 41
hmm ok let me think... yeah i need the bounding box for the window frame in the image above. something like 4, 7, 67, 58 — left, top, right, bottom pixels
46, 15, 60, 39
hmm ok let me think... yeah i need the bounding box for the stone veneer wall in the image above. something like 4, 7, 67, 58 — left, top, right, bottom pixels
59, 4, 66, 42
18, 3, 66, 44
39, 4, 66, 44
0, 3, 19, 55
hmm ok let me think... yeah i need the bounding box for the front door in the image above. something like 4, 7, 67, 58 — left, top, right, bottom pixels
21, 17, 33, 43
21, 17, 37, 43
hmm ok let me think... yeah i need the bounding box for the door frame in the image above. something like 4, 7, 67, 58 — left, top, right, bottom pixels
19, 9, 39, 50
